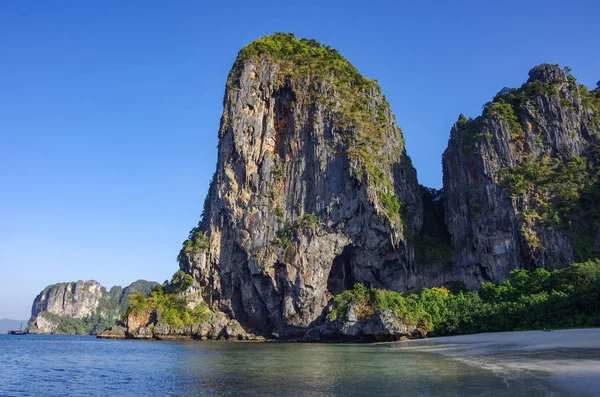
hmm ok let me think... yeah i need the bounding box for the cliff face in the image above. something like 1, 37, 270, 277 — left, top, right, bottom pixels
29, 280, 157, 334
178, 33, 440, 335
31, 280, 104, 321
443, 64, 600, 286
176, 34, 599, 339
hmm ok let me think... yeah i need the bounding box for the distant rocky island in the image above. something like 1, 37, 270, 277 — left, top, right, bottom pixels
33, 33, 600, 342
28, 280, 157, 335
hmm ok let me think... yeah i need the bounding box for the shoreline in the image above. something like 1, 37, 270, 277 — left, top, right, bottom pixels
382, 328, 600, 396
21, 328, 600, 394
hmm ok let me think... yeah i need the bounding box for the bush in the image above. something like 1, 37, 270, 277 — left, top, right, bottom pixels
274, 213, 319, 249
328, 283, 431, 328
328, 260, 600, 336
126, 271, 210, 328
164, 270, 194, 294
182, 230, 210, 255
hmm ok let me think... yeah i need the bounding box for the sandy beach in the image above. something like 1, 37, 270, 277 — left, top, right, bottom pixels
383, 328, 600, 396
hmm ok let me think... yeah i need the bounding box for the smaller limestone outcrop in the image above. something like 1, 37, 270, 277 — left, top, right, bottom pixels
96, 326, 126, 339
111, 271, 265, 341
304, 307, 426, 342
303, 283, 429, 342
28, 279, 157, 335
121, 309, 263, 341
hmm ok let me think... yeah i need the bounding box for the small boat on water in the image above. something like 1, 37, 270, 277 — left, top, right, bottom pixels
8, 323, 27, 335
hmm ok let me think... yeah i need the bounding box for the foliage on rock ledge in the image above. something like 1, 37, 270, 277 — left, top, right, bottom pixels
328, 283, 439, 331
229, 32, 379, 95
274, 213, 319, 249
451, 64, 600, 261
329, 260, 600, 336
453, 64, 600, 152
500, 145, 600, 260
126, 270, 210, 328
177, 227, 210, 263
182, 230, 209, 255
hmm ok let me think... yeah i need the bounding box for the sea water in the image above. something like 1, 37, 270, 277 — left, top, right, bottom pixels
0, 334, 564, 396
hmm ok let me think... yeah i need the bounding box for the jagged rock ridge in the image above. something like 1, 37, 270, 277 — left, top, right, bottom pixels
443, 64, 600, 286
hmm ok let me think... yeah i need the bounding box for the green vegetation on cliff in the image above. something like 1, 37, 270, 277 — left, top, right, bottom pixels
451, 63, 600, 262
500, 147, 600, 260
177, 227, 210, 263
454, 64, 600, 151
229, 32, 387, 145
181, 230, 210, 256
330, 260, 600, 336
230, 32, 379, 95
274, 213, 319, 249
126, 270, 210, 328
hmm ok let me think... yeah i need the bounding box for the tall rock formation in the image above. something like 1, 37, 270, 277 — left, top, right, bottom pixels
177, 33, 438, 335
29, 279, 157, 334
175, 34, 599, 339
443, 64, 600, 285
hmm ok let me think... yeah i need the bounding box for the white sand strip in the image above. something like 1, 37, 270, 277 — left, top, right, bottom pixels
383, 329, 600, 396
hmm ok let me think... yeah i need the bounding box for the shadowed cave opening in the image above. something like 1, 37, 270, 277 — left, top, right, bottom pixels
273, 85, 296, 159
327, 245, 357, 295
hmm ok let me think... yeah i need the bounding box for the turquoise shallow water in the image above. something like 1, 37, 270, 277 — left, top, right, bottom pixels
0, 334, 563, 396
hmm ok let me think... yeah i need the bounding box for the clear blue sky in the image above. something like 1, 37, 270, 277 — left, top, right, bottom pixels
1, 1, 599, 320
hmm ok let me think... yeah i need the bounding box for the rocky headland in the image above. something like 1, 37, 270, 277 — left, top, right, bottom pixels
28, 279, 157, 335
102, 33, 600, 342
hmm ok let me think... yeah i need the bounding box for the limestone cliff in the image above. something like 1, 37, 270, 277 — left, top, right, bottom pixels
175, 34, 599, 340
443, 64, 600, 286
29, 279, 157, 334
176, 33, 444, 336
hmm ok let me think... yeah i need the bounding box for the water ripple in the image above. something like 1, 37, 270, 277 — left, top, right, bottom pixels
0, 334, 563, 396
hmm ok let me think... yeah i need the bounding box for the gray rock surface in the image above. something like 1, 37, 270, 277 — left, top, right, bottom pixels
171, 37, 600, 341
96, 326, 127, 339
29, 279, 157, 334
443, 64, 600, 286
304, 308, 426, 342
177, 34, 445, 336
31, 280, 105, 320
122, 309, 263, 341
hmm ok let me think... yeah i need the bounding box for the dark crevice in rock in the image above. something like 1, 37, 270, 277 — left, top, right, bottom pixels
273, 85, 295, 159
327, 245, 357, 295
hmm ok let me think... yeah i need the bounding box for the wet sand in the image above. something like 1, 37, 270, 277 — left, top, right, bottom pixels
383, 328, 600, 396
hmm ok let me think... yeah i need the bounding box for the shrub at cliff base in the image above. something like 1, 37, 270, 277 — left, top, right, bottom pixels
125, 270, 210, 328
329, 260, 600, 336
